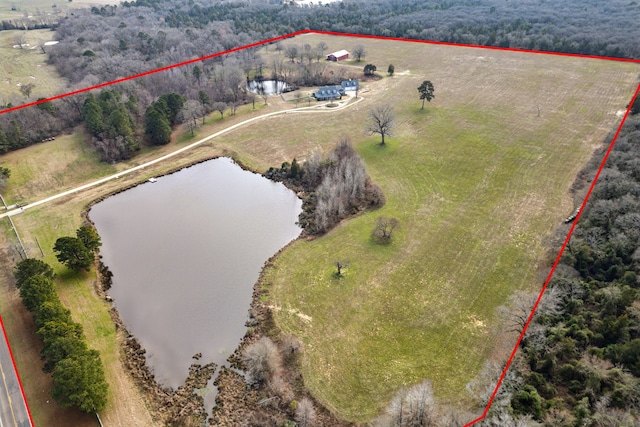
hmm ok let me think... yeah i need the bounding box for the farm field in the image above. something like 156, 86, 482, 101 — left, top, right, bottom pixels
0, 29, 67, 103
0, 31, 639, 425
252, 34, 640, 421
0, 0, 118, 21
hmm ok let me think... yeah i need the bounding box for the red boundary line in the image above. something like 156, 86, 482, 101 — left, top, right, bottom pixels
0, 30, 308, 116
2, 29, 640, 117
0, 315, 35, 427
2, 28, 640, 424
464, 81, 640, 425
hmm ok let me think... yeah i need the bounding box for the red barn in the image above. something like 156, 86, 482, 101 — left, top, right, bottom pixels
326, 50, 349, 61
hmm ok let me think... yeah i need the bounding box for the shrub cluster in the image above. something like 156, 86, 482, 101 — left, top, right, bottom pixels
242, 335, 318, 425
266, 137, 385, 234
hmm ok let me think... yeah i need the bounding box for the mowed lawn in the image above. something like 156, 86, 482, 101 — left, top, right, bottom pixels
259, 35, 640, 421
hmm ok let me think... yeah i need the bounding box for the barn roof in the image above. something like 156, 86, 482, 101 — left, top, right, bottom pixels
327, 49, 349, 58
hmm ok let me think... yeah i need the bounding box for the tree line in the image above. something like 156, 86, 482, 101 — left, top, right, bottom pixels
13, 225, 108, 414
120, 0, 640, 59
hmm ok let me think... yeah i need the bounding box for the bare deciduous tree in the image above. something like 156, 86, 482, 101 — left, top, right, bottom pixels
353, 44, 367, 61
280, 333, 302, 363
316, 41, 328, 59
212, 101, 227, 119
314, 138, 368, 232
366, 105, 395, 146
19, 83, 35, 100
373, 217, 399, 244
496, 287, 561, 334
383, 380, 438, 427
177, 100, 203, 136
465, 359, 523, 409
13, 32, 26, 49
284, 45, 299, 63
242, 336, 280, 385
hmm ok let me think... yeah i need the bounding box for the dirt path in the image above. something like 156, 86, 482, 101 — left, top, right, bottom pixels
0, 93, 362, 221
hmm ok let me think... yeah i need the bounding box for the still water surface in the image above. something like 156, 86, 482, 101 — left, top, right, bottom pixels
246, 79, 289, 95
90, 158, 302, 388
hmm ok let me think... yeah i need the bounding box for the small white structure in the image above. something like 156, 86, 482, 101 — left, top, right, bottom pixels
148, 177, 157, 183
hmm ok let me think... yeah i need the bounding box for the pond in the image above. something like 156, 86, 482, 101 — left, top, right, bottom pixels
246, 79, 289, 95
89, 157, 302, 401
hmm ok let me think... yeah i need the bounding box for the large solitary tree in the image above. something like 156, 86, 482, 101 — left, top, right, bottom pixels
418, 80, 435, 110
366, 105, 395, 146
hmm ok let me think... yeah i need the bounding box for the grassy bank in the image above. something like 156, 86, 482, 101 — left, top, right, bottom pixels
0, 99, 298, 426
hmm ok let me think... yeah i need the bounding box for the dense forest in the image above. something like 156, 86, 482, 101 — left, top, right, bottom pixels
4, 0, 640, 58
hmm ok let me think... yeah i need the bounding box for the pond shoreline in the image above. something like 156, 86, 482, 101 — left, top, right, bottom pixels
81, 155, 336, 426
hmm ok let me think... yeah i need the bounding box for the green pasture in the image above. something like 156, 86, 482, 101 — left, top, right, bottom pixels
260, 35, 640, 422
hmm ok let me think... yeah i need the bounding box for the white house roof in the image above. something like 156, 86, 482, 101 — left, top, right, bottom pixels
327, 49, 349, 58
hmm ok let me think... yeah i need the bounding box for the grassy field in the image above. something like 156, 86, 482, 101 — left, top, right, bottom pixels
253, 34, 640, 421
0, 32, 638, 426
0, 0, 118, 21
0, 29, 67, 103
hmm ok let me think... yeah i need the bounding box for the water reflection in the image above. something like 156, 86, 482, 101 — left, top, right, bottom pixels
90, 158, 302, 393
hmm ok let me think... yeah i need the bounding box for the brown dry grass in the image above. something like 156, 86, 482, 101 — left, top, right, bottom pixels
0, 30, 67, 103
0, 0, 118, 21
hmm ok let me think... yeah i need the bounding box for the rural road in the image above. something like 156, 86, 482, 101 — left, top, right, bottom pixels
0, 318, 32, 427
0, 93, 363, 220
